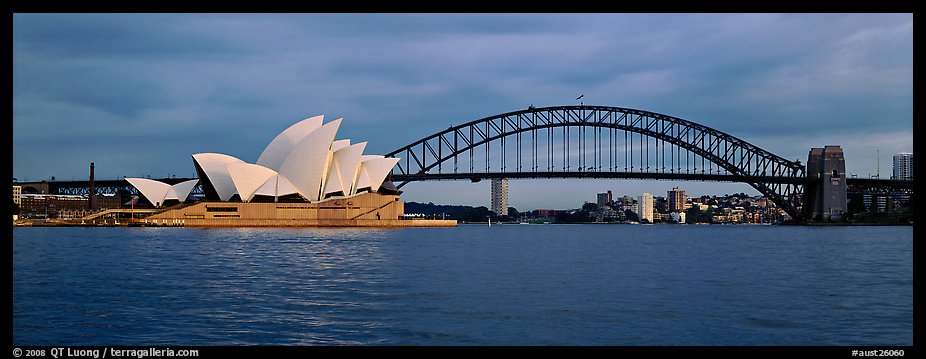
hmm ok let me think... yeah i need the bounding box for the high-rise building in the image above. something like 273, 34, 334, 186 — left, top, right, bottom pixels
637, 192, 654, 223
667, 187, 686, 213
893, 152, 913, 180
597, 190, 612, 208
491, 178, 508, 216
621, 195, 634, 206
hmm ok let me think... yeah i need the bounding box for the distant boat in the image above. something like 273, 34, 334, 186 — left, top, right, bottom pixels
519, 222, 529, 225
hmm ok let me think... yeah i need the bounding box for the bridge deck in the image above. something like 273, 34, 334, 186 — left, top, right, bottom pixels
392, 171, 815, 184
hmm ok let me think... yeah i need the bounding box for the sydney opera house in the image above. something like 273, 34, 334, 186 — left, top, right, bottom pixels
126, 115, 454, 227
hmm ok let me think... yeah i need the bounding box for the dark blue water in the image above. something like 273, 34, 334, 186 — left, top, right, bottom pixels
13, 225, 912, 346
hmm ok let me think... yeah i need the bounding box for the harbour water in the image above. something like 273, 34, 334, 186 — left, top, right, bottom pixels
12, 224, 912, 346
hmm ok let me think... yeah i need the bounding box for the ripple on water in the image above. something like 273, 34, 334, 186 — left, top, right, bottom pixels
13, 225, 913, 346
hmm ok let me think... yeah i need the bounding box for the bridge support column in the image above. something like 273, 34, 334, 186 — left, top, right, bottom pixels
804, 146, 847, 221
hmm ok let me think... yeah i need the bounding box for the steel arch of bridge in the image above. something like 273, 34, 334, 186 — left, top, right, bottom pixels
386, 105, 806, 220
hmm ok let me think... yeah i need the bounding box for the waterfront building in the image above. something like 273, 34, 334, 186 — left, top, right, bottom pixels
621, 195, 634, 205
532, 209, 556, 218
192, 116, 397, 203
654, 213, 669, 222
758, 198, 769, 208
667, 187, 686, 213
596, 206, 621, 222
637, 192, 654, 223
129, 115, 400, 207
20, 193, 88, 219
616, 195, 634, 212
491, 178, 509, 216
118, 115, 453, 227
597, 190, 612, 208
893, 152, 913, 180
863, 193, 893, 214
18, 193, 124, 219
13, 185, 21, 206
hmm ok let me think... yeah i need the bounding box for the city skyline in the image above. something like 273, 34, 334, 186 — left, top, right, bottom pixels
13, 13, 913, 209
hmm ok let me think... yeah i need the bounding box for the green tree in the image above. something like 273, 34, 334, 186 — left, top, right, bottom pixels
624, 209, 639, 222
506, 207, 520, 221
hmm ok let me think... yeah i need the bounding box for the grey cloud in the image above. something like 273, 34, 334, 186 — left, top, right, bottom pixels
13, 13, 912, 208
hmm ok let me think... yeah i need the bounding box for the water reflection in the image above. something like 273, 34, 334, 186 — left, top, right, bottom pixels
13, 225, 912, 346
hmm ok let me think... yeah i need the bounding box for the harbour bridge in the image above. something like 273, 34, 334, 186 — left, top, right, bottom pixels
384, 105, 913, 222
15, 105, 913, 223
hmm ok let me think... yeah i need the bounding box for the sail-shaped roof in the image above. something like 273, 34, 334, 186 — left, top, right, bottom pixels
254, 173, 298, 198
126, 178, 199, 207
257, 115, 324, 171
355, 156, 400, 195
278, 118, 342, 201
227, 163, 278, 202
192, 153, 245, 201
152, 115, 403, 205
169, 179, 200, 202
323, 142, 367, 198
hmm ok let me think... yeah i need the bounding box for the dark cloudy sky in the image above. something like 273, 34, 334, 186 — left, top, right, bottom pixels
13, 13, 913, 210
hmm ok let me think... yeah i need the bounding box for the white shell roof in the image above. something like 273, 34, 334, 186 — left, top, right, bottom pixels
192, 153, 245, 201
356, 156, 400, 194
126, 178, 199, 207
353, 155, 381, 193
254, 174, 298, 198
278, 118, 342, 202
257, 115, 324, 171
330, 139, 351, 152
169, 179, 200, 202
226, 163, 301, 201
354, 167, 371, 194
188, 115, 398, 203
324, 142, 367, 197
226, 163, 277, 202
126, 178, 172, 207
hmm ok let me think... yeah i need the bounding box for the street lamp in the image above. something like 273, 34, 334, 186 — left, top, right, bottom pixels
130, 195, 138, 222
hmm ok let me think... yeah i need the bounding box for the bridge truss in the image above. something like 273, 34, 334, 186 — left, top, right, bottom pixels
386, 105, 807, 220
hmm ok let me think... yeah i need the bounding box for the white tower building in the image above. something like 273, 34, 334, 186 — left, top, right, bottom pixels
638, 192, 654, 223
893, 152, 913, 180
491, 178, 509, 217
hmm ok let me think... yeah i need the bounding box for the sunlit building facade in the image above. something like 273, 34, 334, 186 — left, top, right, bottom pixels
638, 192, 654, 223
667, 187, 686, 213
491, 178, 509, 216
128, 115, 400, 208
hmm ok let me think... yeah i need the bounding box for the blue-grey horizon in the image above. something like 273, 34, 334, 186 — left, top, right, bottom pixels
13, 13, 913, 210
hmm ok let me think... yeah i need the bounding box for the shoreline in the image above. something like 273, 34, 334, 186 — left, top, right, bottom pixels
13, 219, 457, 228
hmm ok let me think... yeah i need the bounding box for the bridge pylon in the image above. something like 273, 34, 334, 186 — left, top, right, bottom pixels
803, 145, 847, 221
